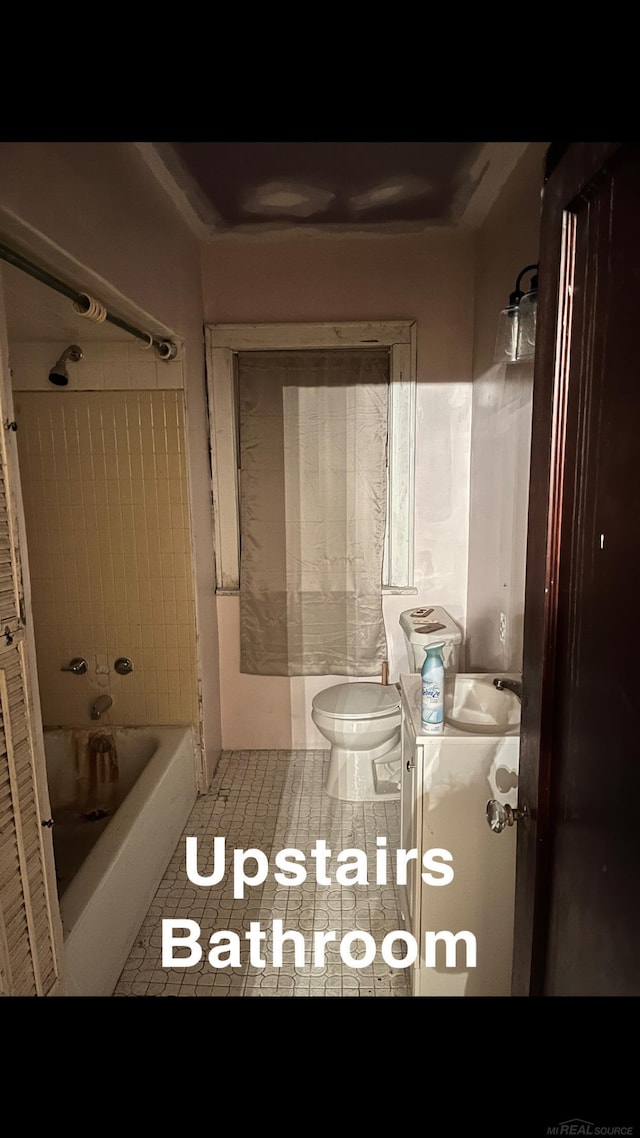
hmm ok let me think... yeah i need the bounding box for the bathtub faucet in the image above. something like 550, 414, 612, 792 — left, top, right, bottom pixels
90, 694, 113, 720
493, 677, 522, 704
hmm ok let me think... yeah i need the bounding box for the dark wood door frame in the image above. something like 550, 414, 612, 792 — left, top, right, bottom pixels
512, 142, 628, 996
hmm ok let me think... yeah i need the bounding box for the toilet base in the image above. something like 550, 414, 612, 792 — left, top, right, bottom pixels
325, 740, 401, 802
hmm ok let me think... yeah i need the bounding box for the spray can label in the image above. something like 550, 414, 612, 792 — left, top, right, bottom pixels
421, 679, 444, 734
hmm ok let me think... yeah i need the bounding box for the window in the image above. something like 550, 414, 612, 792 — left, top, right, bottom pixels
205, 321, 417, 593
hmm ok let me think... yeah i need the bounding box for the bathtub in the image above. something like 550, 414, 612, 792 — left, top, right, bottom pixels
44, 726, 197, 997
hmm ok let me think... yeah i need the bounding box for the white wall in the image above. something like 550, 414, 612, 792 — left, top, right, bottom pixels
0, 142, 222, 784
466, 143, 548, 673
202, 231, 475, 748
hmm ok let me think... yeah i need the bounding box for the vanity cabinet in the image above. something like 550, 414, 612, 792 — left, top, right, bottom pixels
399, 675, 519, 997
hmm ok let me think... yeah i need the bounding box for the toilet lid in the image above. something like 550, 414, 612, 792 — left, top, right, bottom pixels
312, 682, 401, 720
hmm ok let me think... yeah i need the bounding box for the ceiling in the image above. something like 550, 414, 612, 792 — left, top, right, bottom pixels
0, 141, 532, 344
137, 140, 531, 238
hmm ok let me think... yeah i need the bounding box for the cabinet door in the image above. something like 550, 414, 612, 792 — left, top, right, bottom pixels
399, 704, 423, 940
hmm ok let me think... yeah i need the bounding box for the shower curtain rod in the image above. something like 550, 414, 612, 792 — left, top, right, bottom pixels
0, 241, 178, 360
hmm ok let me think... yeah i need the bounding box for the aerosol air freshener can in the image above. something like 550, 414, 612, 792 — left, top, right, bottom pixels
421, 644, 445, 734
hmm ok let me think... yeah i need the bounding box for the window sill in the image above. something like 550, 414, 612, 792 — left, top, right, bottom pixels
217, 586, 419, 597
382, 586, 418, 595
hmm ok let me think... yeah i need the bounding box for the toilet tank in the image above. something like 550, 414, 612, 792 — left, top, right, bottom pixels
399, 606, 462, 673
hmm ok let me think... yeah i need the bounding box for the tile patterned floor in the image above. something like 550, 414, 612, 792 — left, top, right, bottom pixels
114, 749, 411, 997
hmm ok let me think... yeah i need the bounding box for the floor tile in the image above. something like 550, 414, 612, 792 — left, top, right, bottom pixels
114, 749, 411, 998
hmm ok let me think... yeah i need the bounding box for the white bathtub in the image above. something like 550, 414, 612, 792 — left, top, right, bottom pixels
44, 726, 197, 997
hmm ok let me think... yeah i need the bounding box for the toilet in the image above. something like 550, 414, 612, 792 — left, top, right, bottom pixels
312, 606, 462, 802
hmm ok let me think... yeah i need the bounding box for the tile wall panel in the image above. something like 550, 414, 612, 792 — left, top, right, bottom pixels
14, 388, 198, 727
10, 340, 183, 391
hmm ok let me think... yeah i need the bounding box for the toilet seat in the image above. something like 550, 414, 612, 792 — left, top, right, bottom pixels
312, 682, 400, 721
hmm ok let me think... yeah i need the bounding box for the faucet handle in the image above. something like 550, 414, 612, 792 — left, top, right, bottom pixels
61, 657, 88, 675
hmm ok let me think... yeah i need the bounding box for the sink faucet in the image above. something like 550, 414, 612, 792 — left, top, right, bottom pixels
90, 694, 113, 720
493, 677, 522, 704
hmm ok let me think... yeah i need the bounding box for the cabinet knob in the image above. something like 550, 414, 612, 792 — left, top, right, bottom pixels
486, 799, 528, 833
406, 759, 414, 771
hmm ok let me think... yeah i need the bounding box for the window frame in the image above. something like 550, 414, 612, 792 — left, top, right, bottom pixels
205, 321, 417, 593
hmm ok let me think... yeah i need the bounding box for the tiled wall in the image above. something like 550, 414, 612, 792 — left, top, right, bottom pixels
11, 340, 183, 393
11, 343, 199, 728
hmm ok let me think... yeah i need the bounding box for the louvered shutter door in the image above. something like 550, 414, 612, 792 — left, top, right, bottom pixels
0, 403, 61, 995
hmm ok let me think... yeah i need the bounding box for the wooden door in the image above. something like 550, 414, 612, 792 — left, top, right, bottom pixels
513, 142, 640, 996
0, 284, 63, 995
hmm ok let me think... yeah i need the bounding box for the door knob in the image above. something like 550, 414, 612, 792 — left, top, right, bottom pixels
486, 799, 528, 833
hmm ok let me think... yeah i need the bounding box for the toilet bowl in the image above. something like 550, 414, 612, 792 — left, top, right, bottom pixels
312, 606, 462, 802
312, 682, 402, 802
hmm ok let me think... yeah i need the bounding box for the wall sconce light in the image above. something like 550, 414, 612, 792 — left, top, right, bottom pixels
493, 263, 539, 364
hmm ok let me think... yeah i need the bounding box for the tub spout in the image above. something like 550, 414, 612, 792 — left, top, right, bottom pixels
90, 695, 113, 720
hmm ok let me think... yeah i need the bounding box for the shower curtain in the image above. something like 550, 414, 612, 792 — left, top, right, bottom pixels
238, 348, 389, 676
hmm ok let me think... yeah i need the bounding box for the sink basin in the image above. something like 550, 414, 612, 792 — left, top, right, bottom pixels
444, 673, 520, 736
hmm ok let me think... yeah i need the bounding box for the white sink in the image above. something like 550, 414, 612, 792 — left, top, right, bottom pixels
444, 673, 520, 736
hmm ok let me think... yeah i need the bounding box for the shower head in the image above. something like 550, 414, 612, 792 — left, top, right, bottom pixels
49, 344, 83, 386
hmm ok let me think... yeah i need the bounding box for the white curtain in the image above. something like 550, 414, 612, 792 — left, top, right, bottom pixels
238, 348, 389, 676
